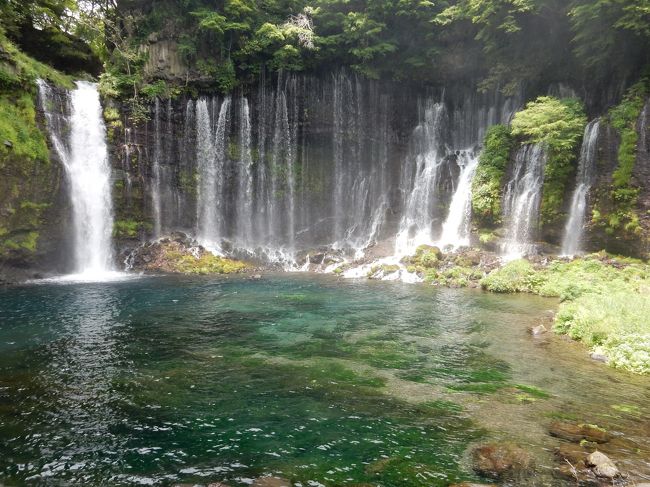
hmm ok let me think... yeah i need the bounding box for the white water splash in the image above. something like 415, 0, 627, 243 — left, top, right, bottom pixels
437, 150, 480, 249
501, 144, 546, 260
395, 100, 447, 256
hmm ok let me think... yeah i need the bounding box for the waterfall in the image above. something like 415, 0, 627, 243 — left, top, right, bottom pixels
196, 96, 230, 252
501, 144, 546, 259
151, 98, 162, 237
118, 74, 522, 269
236, 97, 254, 244
395, 100, 447, 256
37, 80, 115, 276
437, 151, 480, 249
561, 120, 600, 256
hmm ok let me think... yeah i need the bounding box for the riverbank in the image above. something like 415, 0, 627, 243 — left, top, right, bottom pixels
359, 246, 650, 375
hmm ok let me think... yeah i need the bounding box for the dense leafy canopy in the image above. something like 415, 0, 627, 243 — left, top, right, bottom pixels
2, 0, 649, 95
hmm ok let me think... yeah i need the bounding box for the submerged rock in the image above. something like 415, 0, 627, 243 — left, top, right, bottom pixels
530, 324, 548, 335
590, 351, 608, 363
586, 451, 620, 478
471, 442, 534, 479
549, 421, 610, 443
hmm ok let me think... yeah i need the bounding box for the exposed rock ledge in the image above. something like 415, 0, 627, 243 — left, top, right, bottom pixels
125, 232, 250, 275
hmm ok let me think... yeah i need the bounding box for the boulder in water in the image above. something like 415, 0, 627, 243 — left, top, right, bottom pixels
471, 442, 534, 479
589, 351, 608, 363
530, 324, 548, 336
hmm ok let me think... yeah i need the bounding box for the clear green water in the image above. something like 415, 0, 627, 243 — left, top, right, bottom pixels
1, 274, 649, 486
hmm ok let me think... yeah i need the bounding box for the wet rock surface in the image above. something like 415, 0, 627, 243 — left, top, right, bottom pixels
549, 421, 610, 443
586, 451, 620, 479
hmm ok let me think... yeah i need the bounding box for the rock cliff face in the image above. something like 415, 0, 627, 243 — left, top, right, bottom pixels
2, 68, 650, 282
0, 86, 69, 283
634, 101, 650, 255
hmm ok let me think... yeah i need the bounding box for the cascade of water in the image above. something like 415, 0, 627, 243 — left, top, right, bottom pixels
151, 98, 162, 237
501, 144, 546, 259
561, 120, 600, 256
37, 80, 115, 276
195, 98, 217, 248
363, 92, 391, 252
236, 97, 254, 244
123, 127, 133, 200
437, 151, 480, 249
196, 96, 230, 251
395, 100, 447, 256
269, 88, 291, 245
179, 99, 195, 227
332, 72, 346, 242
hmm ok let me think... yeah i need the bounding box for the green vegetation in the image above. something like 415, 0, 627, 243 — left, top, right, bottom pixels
162, 248, 249, 274
480, 259, 538, 293
112, 219, 145, 239
0, 29, 72, 261
0, 93, 49, 163
402, 244, 443, 269
591, 81, 648, 238
510, 96, 587, 225
0, 29, 74, 90
471, 125, 513, 227
480, 254, 650, 374
425, 266, 483, 288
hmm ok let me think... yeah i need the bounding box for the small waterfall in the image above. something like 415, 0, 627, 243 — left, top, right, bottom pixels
236, 97, 254, 244
151, 98, 162, 237
561, 120, 600, 256
501, 144, 546, 259
395, 100, 447, 256
37, 80, 115, 276
437, 151, 480, 249
196, 96, 230, 252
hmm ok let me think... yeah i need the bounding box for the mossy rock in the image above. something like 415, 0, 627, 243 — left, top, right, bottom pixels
126, 234, 250, 275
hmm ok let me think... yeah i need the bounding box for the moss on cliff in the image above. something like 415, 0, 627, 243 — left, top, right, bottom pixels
591, 81, 648, 241
0, 31, 70, 264
471, 124, 513, 227
0, 93, 49, 163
